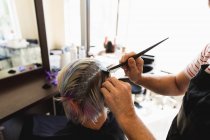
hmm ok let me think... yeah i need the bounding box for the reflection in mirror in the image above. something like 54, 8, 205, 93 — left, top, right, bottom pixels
0, 0, 42, 79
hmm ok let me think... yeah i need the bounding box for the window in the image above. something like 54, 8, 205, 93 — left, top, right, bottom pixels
117, 0, 210, 73
0, 0, 21, 41
64, 0, 210, 73
64, 0, 81, 46
89, 0, 118, 51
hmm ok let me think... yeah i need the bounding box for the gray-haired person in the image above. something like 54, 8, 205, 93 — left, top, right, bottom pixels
57, 58, 126, 140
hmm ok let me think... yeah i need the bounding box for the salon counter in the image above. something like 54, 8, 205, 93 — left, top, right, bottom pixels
0, 72, 58, 123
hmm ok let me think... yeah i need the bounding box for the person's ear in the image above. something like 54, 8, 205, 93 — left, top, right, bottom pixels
68, 100, 81, 112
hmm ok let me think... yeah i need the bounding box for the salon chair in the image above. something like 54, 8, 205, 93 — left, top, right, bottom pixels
19, 115, 69, 140
141, 54, 155, 74
119, 78, 146, 108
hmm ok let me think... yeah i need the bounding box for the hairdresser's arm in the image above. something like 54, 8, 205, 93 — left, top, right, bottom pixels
101, 77, 155, 140
120, 52, 190, 96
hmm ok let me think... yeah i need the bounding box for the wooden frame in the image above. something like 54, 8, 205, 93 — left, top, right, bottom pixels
34, 0, 50, 71
0, 0, 49, 86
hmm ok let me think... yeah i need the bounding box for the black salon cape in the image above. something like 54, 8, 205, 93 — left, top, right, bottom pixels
57, 112, 125, 140
167, 64, 210, 140
19, 112, 125, 140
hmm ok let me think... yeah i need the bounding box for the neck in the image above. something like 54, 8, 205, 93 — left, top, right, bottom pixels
82, 111, 107, 130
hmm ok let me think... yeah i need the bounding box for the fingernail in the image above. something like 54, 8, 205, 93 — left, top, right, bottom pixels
129, 58, 134, 64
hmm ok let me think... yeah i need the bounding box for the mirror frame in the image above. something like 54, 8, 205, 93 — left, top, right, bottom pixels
0, 0, 50, 85
34, 0, 50, 71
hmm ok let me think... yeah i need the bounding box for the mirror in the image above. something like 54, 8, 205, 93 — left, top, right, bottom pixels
0, 0, 44, 79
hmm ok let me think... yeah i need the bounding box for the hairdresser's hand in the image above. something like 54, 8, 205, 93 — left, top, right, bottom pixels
120, 52, 144, 84
100, 77, 135, 119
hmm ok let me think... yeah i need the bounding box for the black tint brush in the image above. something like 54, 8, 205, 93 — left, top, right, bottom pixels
102, 37, 169, 74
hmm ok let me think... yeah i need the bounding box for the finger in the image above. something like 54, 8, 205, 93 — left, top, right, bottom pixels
119, 53, 128, 63
121, 64, 128, 70
119, 80, 131, 88
129, 52, 136, 56
100, 87, 110, 97
100, 87, 113, 104
120, 52, 136, 73
123, 81, 132, 91
121, 65, 129, 76
123, 68, 129, 76
102, 80, 116, 92
128, 58, 139, 75
128, 57, 137, 69
107, 77, 120, 87
119, 52, 136, 63
136, 57, 144, 71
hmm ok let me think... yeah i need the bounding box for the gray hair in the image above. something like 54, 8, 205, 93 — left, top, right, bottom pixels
57, 58, 109, 124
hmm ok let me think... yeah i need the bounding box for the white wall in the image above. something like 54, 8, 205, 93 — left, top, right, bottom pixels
15, 0, 38, 39
43, 0, 65, 50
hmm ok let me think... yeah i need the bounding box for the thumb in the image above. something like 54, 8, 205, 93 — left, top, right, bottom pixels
128, 58, 137, 70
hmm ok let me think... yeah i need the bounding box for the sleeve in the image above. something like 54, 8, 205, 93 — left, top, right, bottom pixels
184, 44, 210, 79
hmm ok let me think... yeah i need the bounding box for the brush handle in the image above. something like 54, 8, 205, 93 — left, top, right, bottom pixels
108, 37, 169, 71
